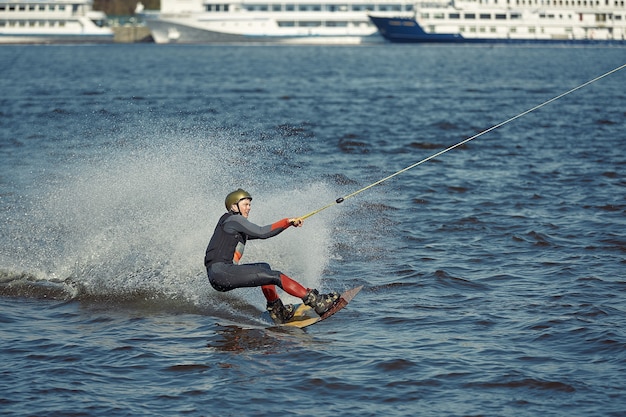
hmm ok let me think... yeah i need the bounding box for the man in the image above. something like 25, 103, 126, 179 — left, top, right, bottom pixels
204, 188, 339, 324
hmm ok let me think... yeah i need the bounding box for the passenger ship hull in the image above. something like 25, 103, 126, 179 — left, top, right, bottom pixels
141, 0, 414, 44
0, 33, 112, 44
369, 1, 626, 44
0, 0, 113, 44
143, 13, 381, 44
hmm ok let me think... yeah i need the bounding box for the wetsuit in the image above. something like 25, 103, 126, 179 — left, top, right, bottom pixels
204, 212, 307, 301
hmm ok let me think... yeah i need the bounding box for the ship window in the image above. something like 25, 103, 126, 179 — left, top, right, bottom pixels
495, 14, 506, 19
285, 4, 295, 11
207, 4, 230, 12
327, 21, 349, 27
465, 13, 476, 19
39, 5, 46, 11
378, 4, 401, 11
449, 13, 460, 19
278, 21, 295, 27
299, 20, 322, 27
511, 13, 522, 19
480, 13, 491, 19
272, 4, 281, 11
298, 4, 321, 11
0, 6, 5, 11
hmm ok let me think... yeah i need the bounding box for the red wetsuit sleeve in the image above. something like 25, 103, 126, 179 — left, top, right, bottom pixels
271, 218, 291, 231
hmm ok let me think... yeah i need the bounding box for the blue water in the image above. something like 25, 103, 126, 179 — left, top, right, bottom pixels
1, 44, 625, 417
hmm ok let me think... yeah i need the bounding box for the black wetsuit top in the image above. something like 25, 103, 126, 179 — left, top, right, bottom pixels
204, 213, 291, 291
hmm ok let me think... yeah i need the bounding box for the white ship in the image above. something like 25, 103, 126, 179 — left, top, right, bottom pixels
369, 0, 626, 43
139, 0, 415, 44
0, 0, 113, 44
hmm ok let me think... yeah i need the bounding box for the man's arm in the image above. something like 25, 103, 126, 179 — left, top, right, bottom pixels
223, 216, 292, 239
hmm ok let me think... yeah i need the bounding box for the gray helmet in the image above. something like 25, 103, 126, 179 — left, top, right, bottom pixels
225, 188, 252, 210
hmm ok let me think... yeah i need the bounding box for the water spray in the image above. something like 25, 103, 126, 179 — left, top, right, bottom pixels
300, 62, 626, 221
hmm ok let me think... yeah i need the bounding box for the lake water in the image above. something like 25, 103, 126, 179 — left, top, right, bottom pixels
1, 44, 625, 416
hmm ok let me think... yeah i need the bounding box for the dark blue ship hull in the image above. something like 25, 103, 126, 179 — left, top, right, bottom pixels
369, 15, 466, 43
369, 15, 626, 45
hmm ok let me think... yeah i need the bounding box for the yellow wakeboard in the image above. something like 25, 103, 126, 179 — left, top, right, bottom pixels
265, 286, 363, 329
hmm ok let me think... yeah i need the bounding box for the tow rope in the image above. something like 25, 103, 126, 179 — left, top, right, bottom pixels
300, 62, 626, 220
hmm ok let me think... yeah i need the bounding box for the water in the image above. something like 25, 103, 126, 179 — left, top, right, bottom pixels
1, 44, 625, 416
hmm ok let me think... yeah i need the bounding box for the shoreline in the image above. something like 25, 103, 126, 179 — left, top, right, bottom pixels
112, 26, 153, 43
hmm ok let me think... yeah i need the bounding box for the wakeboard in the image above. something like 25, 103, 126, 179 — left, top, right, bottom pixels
264, 286, 363, 329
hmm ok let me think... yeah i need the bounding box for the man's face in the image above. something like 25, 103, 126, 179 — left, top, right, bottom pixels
232, 198, 252, 218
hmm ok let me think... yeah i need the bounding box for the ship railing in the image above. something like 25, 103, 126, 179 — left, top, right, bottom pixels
415, 0, 453, 7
